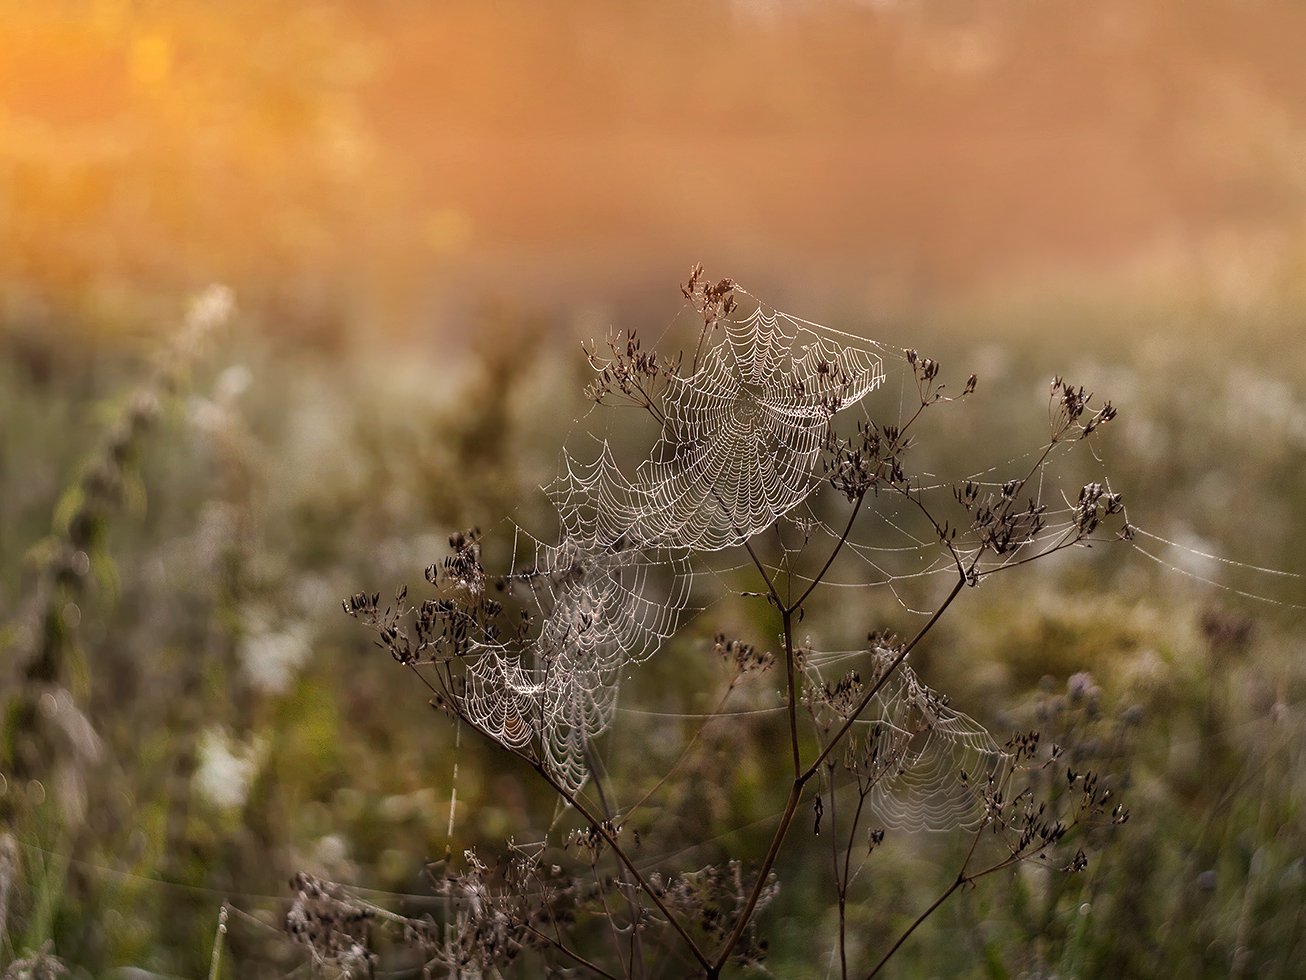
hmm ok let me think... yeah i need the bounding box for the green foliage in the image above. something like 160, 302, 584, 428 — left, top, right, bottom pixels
0, 289, 1304, 978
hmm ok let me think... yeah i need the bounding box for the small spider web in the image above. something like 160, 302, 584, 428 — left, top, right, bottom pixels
461, 527, 697, 793
802, 643, 1010, 832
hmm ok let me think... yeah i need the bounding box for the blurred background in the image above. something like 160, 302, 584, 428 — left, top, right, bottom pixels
3, 0, 1306, 977
6, 0, 1306, 336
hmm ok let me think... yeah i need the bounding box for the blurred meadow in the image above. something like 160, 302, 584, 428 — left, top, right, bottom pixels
3, 0, 1306, 977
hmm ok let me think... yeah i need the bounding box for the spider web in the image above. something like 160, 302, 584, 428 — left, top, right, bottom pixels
558, 306, 888, 553
457, 295, 1076, 817
807, 646, 1010, 832
463, 530, 695, 793
459, 301, 892, 793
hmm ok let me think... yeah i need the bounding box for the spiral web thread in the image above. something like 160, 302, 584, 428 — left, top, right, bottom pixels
460, 303, 888, 793
809, 645, 1010, 832
556, 306, 888, 553
465, 531, 694, 792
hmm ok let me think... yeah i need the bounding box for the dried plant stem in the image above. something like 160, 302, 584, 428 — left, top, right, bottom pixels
712, 569, 968, 972
742, 537, 782, 607
824, 765, 847, 980
865, 875, 966, 980
790, 490, 865, 613
528, 759, 712, 973
740, 530, 803, 778
806, 571, 967, 778
863, 842, 1047, 980
832, 772, 874, 980
446, 719, 460, 861
584, 742, 648, 980
515, 919, 623, 980
710, 779, 805, 977
864, 779, 995, 980
782, 609, 801, 778
864, 750, 1089, 980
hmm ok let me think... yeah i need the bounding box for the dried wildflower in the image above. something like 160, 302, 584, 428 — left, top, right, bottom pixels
658, 859, 778, 958
284, 872, 376, 978
1073, 482, 1125, 537
583, 330, 673, 409
824, 419, 909, 501
714, 633, 774, 672
442, 527, 485, 594
1050, 376, 1119, 441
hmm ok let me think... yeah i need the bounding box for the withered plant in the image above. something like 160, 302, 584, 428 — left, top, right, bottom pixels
341, 269, 1130, 979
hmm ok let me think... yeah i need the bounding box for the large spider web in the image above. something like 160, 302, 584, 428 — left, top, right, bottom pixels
556, 307, 887, 553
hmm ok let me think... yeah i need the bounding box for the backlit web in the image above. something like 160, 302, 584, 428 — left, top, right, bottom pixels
459, 295, 1023, 821
464, 530, 693, 793
805, 645, 1009, 832
556, 306, 887, 552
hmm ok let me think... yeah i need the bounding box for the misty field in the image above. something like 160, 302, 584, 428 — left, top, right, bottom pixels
2, 277, 1304, 978
4, 1, 1306, 977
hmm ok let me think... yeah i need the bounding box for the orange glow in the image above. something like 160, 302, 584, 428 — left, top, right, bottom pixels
2, 0, 1305, 336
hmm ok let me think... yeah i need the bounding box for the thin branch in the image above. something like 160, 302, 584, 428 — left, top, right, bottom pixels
586, 741, 648, 980
207, 904, 228, 980
974, 529, 1124, 579
804, 571, 967, 781
690, 321, 711, 378
825, 768, 848, 980
862, 754, 1056, 980
743, 537, 784, 609
783, 609, 801, 779
515, 918, 624, 980
619, 671, 741, 822
843, 788, 869, 893
529, 759, 713, 973
789, 491, 865, 614
711, 779, 806, 975
898, 483, 968, 581
864, 877, 966, 980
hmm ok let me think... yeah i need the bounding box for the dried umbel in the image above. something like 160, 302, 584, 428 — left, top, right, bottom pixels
1050, 376, 1116, 441
284, 873, 376, 979
824, 419, 910, 502
714, 633, 774, 673
649, 860, 778, 965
